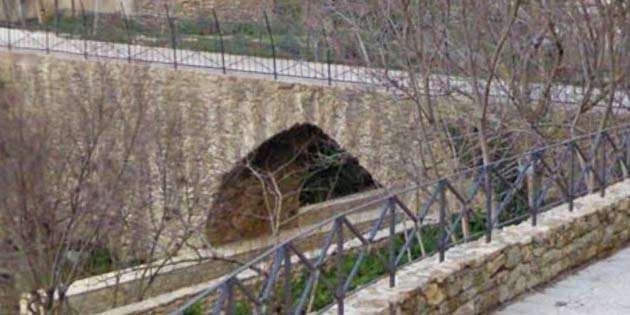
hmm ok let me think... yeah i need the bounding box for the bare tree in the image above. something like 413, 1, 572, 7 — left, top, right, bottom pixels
0, 63, 221, 313
322, 0, 630, 226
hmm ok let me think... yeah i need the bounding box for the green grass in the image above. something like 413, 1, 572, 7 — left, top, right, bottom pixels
177, 223, 442, 315
224, 221, 455, 315
19, 13, 320, 61
183, 301, 204, 315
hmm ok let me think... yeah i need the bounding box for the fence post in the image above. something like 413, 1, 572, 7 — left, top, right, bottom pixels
283, 245, 292, 315
80, 7, 88, 59
165, 5, 177, 69
327, 48, 332, 86
226, 280, 235, 315
335, 218, 345, 315
600, 132, 607, 197
263, 11, 277, 80
45, 25, 50, 53
121, 1, 132, 63
2, 0, 11, 50
6, 17, 11, 50
54, 0, 60, 36
485, 166, 493, 243
388, 198, 396, 287
530, 154, 539, 226
212, 9, 226, 74
439, 180, 447, 262
569, 142, 575, 211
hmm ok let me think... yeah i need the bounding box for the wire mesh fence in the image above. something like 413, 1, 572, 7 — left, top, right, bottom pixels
161, 124, 630, 315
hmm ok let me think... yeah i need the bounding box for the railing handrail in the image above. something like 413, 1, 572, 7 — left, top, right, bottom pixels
0, 25, 628, 109
168, 122, 630, 314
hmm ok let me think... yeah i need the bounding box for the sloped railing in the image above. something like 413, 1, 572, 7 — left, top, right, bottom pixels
166, 124, 630, 315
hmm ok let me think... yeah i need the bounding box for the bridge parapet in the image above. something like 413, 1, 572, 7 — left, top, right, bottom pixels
162, 123, 630, 315
324, 180, 630, 315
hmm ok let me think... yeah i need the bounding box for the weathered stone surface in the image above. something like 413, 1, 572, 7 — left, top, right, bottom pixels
452, 302, 475, 315
493, 247, 630, 315
485, 253, 506, 277
320, 180, 630, 315
0, 50, 466, 314
505, 246, 522, 269
423, 283, 447, 306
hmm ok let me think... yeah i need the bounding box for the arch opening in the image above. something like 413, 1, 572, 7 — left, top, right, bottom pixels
206, 124, 376, 245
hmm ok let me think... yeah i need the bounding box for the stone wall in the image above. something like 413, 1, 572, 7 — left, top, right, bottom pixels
62, 189, 389, 315
0, 50, 456, 314
0, 51, 428, 196
94, 197, 404, 315
324, 179, 630, 315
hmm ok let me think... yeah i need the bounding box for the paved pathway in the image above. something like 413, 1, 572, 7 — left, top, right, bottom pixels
493, 247, 630, 315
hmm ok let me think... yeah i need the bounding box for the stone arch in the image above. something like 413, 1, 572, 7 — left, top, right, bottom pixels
206, 123, 377, 245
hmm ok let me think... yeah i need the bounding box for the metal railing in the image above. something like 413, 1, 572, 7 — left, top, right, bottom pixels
2, 12, 628, 108
166, 124, 630, 315
0, 9, 388, 86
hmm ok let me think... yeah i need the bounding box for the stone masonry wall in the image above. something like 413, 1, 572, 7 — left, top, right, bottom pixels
64, 190, 387, 315
0, 51, 424, 191
324, 179, 630, 315
0, 50, 432, 312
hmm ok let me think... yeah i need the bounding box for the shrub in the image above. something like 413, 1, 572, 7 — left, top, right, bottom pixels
183, 302, 203, 315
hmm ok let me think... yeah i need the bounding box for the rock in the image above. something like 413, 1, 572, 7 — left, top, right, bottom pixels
486, 254, 506, 275
423, 283, 446, 306
505, 246, 523, 269
452, 301, 475, 315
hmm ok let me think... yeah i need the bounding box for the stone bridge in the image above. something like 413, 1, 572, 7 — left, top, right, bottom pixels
0, 49, 426, 191
3, 39, 630, 315
320, 180, 630, 315
0, 48, 443, 250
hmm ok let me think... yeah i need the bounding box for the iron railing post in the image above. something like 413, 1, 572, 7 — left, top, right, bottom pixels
335, 218, 345, 315
388, 198, 396, 287
81, 8, 88, 59
485, 166, 493, 243
531, 154, 539, 226
263, 11, 277, 80
283, 245, 292, 315
54, 0, 60, 36
165, 5, 177, 69
601, 132, 607, 197
439, 180, 447, 262
212, 9, 226, 74
0, 0, 7, 48
2, 0, 12, 50
569, 142, 575, 211
327, 49, 332, 86
121, 1, 132, 63
45, 25, 50, 53
226, 280, 235, 315
6, 17, 11, 50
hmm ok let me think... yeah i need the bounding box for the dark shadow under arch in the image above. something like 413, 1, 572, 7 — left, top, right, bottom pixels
206, 123, 376, 245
